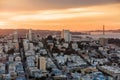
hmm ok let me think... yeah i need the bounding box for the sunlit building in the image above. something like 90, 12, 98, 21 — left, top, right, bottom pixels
38, 57, 46, 71
13, 31, 18, 42
23, 39, 29, 51
61, 30, 72, 42
28, 29, 33, 41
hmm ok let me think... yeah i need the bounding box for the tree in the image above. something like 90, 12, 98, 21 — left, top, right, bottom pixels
59, 38, 65, 44
7, 48, 14, 54
52, 45, 60, 53
46, 35, 53, 40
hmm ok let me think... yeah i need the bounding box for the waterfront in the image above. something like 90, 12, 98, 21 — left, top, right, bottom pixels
78, 32, 120, 39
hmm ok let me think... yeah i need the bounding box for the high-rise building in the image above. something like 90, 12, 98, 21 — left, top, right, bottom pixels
38, 57, 46, 71
29, 43, 34, 50
13, 31, 18, 42
61, 30, 72, 42
23, 39, 29, 51
14, 42, 19, 51
28, 29, 33, 41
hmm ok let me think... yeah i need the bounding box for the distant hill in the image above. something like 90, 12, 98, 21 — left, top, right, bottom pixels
0, 29, 85, 37
0, 29, 60, 36
88, 29, 120, 33
1, 29, 120, 37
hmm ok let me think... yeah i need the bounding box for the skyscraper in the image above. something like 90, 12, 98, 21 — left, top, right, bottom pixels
28, 29, 33, 41
38, 57, 46, 71
23, 39, 29, 51
61, 30, 72, 42
13, 31, 18, 42
13, 31, 19, 51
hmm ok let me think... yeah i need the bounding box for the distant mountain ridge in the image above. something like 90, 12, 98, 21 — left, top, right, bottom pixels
0, 29, 119, 36
0, 29, 59, 36
89, 29, 120, 33
0, 29, 83, 36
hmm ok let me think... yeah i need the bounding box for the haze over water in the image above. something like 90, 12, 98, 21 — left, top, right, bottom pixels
81, 32, 120, 39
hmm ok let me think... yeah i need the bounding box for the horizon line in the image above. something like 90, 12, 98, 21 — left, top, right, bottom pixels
0, 28, 120, 32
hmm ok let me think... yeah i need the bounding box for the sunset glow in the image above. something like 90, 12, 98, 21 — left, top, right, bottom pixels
0, 0, 120, 31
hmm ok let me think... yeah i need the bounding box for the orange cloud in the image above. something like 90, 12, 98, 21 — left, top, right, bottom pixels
0, 3, 120, 31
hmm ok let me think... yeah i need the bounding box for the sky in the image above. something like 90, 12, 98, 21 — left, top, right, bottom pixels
0, 0, 120, 31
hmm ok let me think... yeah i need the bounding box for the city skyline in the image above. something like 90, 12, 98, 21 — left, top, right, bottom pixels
0, 0, 120, 31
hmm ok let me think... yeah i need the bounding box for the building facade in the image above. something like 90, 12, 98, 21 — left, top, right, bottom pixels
61, 30, 72, 42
